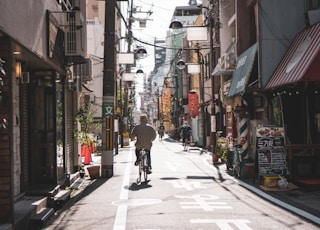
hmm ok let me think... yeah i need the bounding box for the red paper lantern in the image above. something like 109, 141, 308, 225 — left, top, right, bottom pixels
188, 93, 199, 118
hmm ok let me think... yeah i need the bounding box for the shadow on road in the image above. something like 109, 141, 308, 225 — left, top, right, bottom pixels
127, 181, 152, 191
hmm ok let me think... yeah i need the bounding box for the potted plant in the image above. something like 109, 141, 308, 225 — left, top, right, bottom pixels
75, 101, 100, 165
213, 131, 226, 163
221, 148, 234, 171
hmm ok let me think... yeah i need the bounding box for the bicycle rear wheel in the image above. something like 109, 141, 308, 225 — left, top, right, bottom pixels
143, 167, 148, 182
137, 163, 142, 184
142, 156, 148, 182
184, 139, 188, 151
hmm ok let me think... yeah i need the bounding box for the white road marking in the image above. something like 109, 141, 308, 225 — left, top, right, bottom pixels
167, 179, 207, 191
113, 149, 133, 230
175, 194, 232, 211
190, 219, 252, 230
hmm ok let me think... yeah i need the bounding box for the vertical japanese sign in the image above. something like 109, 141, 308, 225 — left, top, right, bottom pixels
256, 127, 287, 176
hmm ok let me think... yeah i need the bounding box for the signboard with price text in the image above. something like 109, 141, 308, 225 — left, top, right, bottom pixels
256, 126, 287, 176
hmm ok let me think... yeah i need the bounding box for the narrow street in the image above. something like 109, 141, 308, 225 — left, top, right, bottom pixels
43, 135, 319, 230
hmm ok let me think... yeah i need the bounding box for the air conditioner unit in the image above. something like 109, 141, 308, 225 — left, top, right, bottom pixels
64, 10, 85, 57
21, 72, 30, 84
219, 55, 227, 69
224, 52, 236, 70
81, 58, 92, 82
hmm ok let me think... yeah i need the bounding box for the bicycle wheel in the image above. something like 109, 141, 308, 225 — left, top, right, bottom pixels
184, 139, 188, 151
136, 154, 143, 183
142, 155, 148, 182
137, 162, 142, 184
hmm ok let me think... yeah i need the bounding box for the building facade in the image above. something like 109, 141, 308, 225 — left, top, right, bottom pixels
213, 0, 320, 184
0, 0, 88, 227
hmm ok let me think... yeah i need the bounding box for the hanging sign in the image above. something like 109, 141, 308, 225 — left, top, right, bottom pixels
188, 93, 199, 118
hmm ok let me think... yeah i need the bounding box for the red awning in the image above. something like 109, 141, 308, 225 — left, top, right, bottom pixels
265, 23, 320, 89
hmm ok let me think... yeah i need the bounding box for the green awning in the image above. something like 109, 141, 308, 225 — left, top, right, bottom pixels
228, 43, 258, 97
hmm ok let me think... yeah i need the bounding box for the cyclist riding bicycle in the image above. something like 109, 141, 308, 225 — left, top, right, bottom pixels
180, 121, 192, 145
131, 114, 157, 174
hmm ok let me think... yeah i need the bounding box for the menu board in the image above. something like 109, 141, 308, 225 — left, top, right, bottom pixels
256, 127, 287, 176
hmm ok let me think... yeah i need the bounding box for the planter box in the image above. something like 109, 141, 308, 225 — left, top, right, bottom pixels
87, 166, 100, 179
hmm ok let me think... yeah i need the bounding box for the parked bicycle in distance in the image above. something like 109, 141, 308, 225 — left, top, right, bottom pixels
233, 144, 243, 177
136, 149, 149, 184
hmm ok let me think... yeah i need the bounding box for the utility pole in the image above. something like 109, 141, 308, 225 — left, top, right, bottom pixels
210, 0, 219, 155
101, 0, 116, 177
122, 0, 134, 146
197, 48, 206, 148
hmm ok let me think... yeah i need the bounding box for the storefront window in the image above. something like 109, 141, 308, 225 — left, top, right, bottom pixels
308, 0, 320, 9
271, 96, 283, 127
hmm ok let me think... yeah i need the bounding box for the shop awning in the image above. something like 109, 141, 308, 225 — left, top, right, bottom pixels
227, 43, 258, 97
265, 23, 320, 89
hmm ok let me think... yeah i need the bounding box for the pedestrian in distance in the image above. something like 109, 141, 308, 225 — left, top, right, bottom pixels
180, 121, 192, 148
158, 122, 165, 140
130, 114, 157, 174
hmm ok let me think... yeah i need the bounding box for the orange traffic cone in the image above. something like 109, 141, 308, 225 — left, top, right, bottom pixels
83, 145, 92, 165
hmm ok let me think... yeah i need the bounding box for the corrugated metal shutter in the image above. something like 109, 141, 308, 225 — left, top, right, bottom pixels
65, 90, 75, 174
21, 85, 29, 188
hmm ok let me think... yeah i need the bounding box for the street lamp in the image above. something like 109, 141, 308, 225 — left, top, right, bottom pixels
136, 69, 144, 74
135, 47, 147, 59
169, 19, 208, 41
176, 59, 186, 70
169, 20, 184, 35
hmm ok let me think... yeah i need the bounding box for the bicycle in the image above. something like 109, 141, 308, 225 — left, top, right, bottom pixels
158, 130, 164, 140
183, 137, 189, 151
136, 149, 149, 184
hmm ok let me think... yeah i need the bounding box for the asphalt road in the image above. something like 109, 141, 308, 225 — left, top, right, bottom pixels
43, 135, 319, 230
